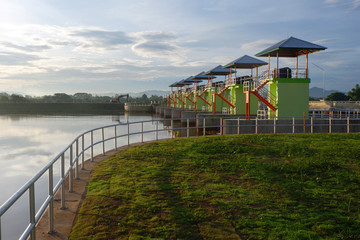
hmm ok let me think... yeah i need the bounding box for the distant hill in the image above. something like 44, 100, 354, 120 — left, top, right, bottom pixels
97, 90, 169, 98
309, 87, 339, 98
130, 90, 169, 97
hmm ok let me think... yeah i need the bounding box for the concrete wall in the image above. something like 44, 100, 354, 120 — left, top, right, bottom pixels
224, 118, 360, 134
309, 101, 360, 110
125, 104, 153, 113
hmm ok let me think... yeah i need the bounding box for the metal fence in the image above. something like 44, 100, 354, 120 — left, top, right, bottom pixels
1, 114, 360, 239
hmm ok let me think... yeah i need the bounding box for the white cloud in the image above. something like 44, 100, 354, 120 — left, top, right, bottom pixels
71, 29, 134, 51
240, 39, 278, 53
323, 60, 347, 68
131, 31, 188, 65
323, 0, 360, 9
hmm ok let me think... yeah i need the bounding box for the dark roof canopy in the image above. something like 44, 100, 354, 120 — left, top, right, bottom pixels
204, 65, 235, 76
224, 55, 267, 69
182, 76, 203, 83
169, 81, 187, 87
192, 71, 211, 80
256, 36, 327, 57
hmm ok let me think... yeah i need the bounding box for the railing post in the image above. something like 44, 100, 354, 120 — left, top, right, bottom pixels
75, 139, 79, 180
91, 131, 94, 162
292, 117, 295, 134
347, 116, 350, 133
61, 153, 66, 209
237, 117, 240, 135
220, 118, 223, 135
69, 145, 73, 193
203, 118, 206, 136
273, 118, 276, 134
329, 117, 332, 133
29, 183, 36, 240
81, 135, 85, 170
255, 118, 258, 134
311, 117, 313, 133
187, 118, 190, 137
156, 120, 159, 141
102, 128, 105, 156
114, 126, 118, 150
141, 122, 144, 143
48, 165, 55, 234
127, 122, 130, 146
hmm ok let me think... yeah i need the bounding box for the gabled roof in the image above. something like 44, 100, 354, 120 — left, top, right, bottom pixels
255, 36, 327, 57
223, 55, 268, 69
204, 65, 235, 76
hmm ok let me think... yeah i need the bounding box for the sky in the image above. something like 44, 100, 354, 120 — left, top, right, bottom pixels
0, 0, 359, 96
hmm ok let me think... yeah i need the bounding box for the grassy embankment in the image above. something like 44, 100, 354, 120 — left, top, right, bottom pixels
70, 133, 360, 239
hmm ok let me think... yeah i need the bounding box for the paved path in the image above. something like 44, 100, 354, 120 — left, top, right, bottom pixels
36, 143, 146, 240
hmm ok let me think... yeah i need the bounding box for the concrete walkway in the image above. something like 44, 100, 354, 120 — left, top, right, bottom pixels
36, 143, 146, 240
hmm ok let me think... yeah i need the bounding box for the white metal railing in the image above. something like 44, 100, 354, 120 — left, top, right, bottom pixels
258, 68, 307, 80
2, 111, 360, 239
0, 120, 171, 240
243, 80, 277, 106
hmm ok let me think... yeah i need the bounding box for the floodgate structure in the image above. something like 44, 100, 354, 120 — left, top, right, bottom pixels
164, 36, 327, 120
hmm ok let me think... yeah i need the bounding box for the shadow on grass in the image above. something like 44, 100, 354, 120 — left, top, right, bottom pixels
155, 159, 202, 239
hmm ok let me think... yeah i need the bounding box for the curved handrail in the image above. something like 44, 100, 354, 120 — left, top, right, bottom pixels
1, 113, 360, 239
0, 119, 171, 240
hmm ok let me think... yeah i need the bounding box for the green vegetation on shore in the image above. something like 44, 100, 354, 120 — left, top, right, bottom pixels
0, 92, 162, 104
70, 134, 360, 240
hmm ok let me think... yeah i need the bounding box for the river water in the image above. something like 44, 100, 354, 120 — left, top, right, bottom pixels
0, 113, 167, 239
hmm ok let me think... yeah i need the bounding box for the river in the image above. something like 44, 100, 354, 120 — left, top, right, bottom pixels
0, 113, 167, 239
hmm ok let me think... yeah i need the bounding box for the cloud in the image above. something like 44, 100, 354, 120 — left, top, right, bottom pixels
323, 60, 347, 68
240, 39, 278, 53
323, 0, 360, 10
313, 38, 340, 45
0, 51, 41, 65
131, 31, 187, 64
0, 41, 52, 52
71, 29, 135, 50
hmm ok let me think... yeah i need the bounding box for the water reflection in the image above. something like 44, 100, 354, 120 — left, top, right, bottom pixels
0, 113, 167, 239
0, 114, 155, 205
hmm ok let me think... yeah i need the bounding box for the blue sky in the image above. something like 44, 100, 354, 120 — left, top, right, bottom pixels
0, 0, 359, 96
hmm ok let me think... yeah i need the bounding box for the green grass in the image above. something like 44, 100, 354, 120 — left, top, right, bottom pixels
70, 133, 360, 240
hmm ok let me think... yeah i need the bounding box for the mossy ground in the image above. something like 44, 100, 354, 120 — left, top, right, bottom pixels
70, 133, 360, 240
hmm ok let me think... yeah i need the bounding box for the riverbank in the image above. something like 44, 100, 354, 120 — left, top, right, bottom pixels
0, 103, 124, 115
70, 133, 360, 239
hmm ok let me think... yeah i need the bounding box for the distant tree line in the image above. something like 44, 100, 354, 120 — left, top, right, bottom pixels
325, 84, 360, 101
0, 92, 163, 104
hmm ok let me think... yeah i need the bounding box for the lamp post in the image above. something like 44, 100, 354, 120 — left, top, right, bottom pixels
312, 63, 326, 100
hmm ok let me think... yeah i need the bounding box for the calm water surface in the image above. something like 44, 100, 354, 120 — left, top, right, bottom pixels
0, 113, 165, 239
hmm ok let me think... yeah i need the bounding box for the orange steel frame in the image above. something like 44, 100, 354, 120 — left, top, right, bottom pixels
175, 95, 185, 109
212, 86, 235, 114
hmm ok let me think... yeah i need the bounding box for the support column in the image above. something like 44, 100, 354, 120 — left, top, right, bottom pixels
276, 50, 279, 78
306, 50, 309, 78
212, 94, 216, 114
268, 54, 270, 79
245, 92, 251, 120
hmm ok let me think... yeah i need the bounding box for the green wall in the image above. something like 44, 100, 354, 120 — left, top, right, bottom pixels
231, 85, 258, 115
269, 78, 310, 119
